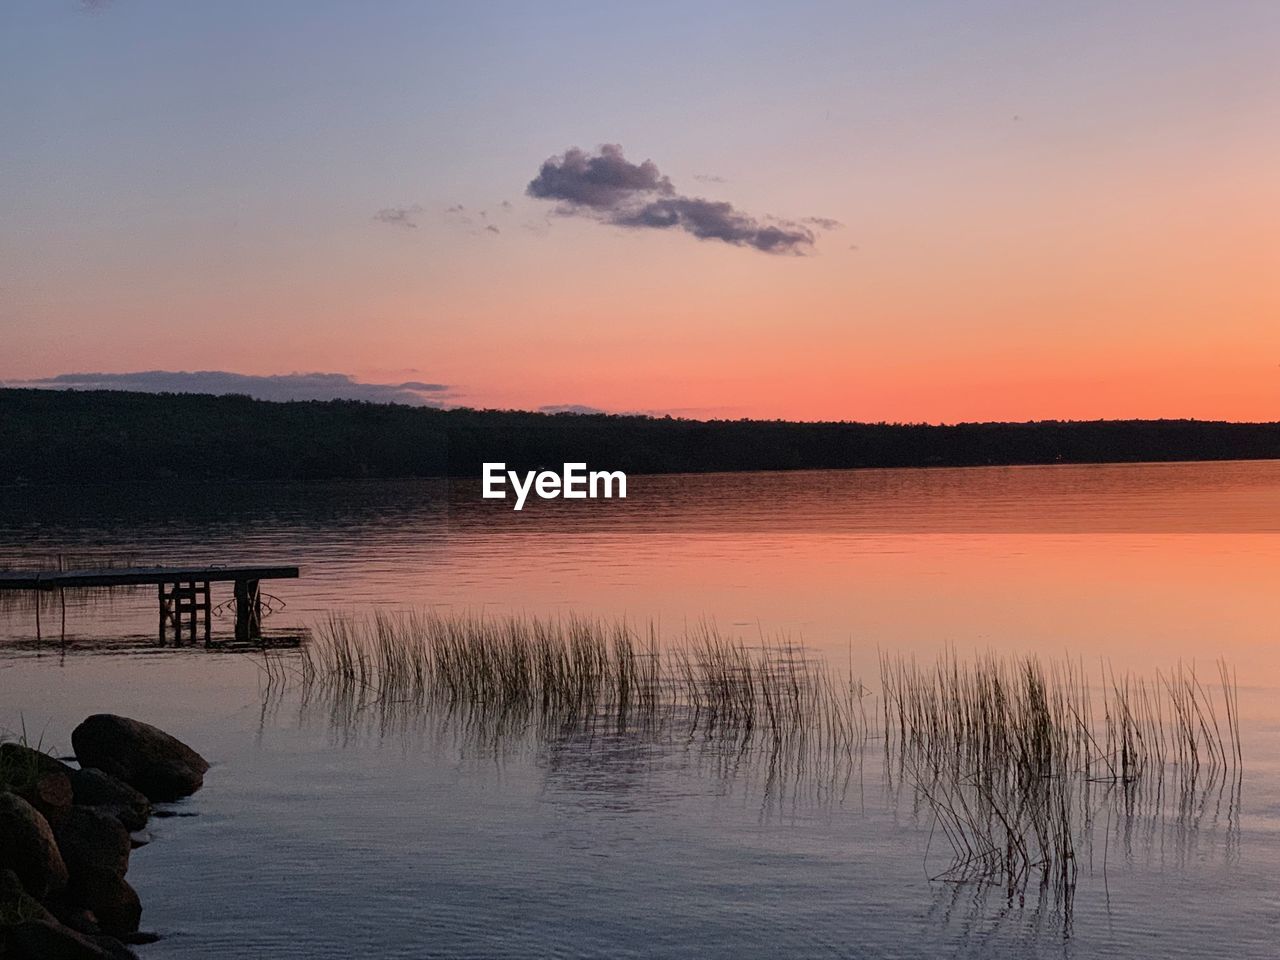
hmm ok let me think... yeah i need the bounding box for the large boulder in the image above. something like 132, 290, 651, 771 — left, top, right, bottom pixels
67, 769, 151, 832
1, 917, 136, 960
71, 716, 208, 803
0, 792, 68, 899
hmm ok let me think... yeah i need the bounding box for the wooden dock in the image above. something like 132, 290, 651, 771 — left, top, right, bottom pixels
0, 565, 299, 645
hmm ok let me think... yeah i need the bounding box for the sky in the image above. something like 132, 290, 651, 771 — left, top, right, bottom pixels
2, 0, 1278, 422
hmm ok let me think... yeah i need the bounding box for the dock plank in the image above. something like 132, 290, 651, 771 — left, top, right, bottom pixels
0, 565, 299, 590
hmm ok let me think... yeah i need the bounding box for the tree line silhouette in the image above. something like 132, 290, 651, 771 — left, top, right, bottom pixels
2, 388, 1278, 484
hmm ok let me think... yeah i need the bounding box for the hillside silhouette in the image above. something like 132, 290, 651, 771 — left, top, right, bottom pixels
2, 388, 1278, 484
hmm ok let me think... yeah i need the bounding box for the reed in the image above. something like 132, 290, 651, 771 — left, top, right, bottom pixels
880, 650, 1241, 895
297, 610, 1241, 900
300, 610, 871, 758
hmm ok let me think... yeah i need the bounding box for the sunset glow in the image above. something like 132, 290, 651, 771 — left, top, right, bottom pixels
3, 1, 1278, 421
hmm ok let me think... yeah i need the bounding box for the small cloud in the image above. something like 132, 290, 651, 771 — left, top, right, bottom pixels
528, 143, 673, 210
373, 205, 424, 229
8, 371, 455, 407
527, 143, 824, 255
441, 203, 508, 237
499, 200, 513, 210
803, 216, 843, 230
538, 404, 605, 415
692, 173, 727, 184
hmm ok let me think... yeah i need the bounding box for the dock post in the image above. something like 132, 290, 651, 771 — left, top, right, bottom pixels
159, 581, 181, 645
186, 581, 196, 643
199, 580, 211, 646
234, 578, 262, 642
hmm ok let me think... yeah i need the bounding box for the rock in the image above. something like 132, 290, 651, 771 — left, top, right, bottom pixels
71, 716, 208, 803
0, 867, 57, 925
0, 742, 73, 779
43, 897, 101, 936
0, 744, 74, 825
0, 918, 135, 960
67, 769, 151, 832
118, 930, 161, 946
55, 806, 132, 882
51, 807, 140, 936
78, 871, 141, 937
87, 932, 143, 959
28, 900, 140, 958
0, 791, 68, 899
20, 771, 74, 826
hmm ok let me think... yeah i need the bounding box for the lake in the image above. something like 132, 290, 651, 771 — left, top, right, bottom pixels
2, 461, 1278, 958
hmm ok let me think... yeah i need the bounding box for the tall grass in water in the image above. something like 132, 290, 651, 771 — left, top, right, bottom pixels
297, 611, 1241, 903
880, 650, 1242, 898
300, 610, 870, 759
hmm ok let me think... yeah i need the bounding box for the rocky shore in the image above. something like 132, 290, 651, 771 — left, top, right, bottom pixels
0, 715, 208, 959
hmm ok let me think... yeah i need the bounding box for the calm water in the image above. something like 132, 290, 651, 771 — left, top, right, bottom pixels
2, 462, 1279, 958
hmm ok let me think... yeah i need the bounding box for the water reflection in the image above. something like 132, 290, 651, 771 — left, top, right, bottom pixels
3, 464, 1276, 956
5, 466, 1280, 689
267, 611, 1245, 935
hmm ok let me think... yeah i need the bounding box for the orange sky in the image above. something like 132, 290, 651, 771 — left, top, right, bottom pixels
3, 2, 1279, 422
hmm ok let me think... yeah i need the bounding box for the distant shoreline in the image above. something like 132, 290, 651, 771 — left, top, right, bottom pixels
3, 387, 1279, 485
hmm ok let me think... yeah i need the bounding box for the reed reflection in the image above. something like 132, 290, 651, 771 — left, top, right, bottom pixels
279, 609, 1244, 928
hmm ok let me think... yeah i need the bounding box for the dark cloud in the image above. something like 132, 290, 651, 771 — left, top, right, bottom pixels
614, 197, 814, 253
538, 403, 605, 415
527, 143, 673, 210
803, 216, 844, 230
526, 144, 826, 255
373, 205, 423, 229
9, 371, 453, 406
